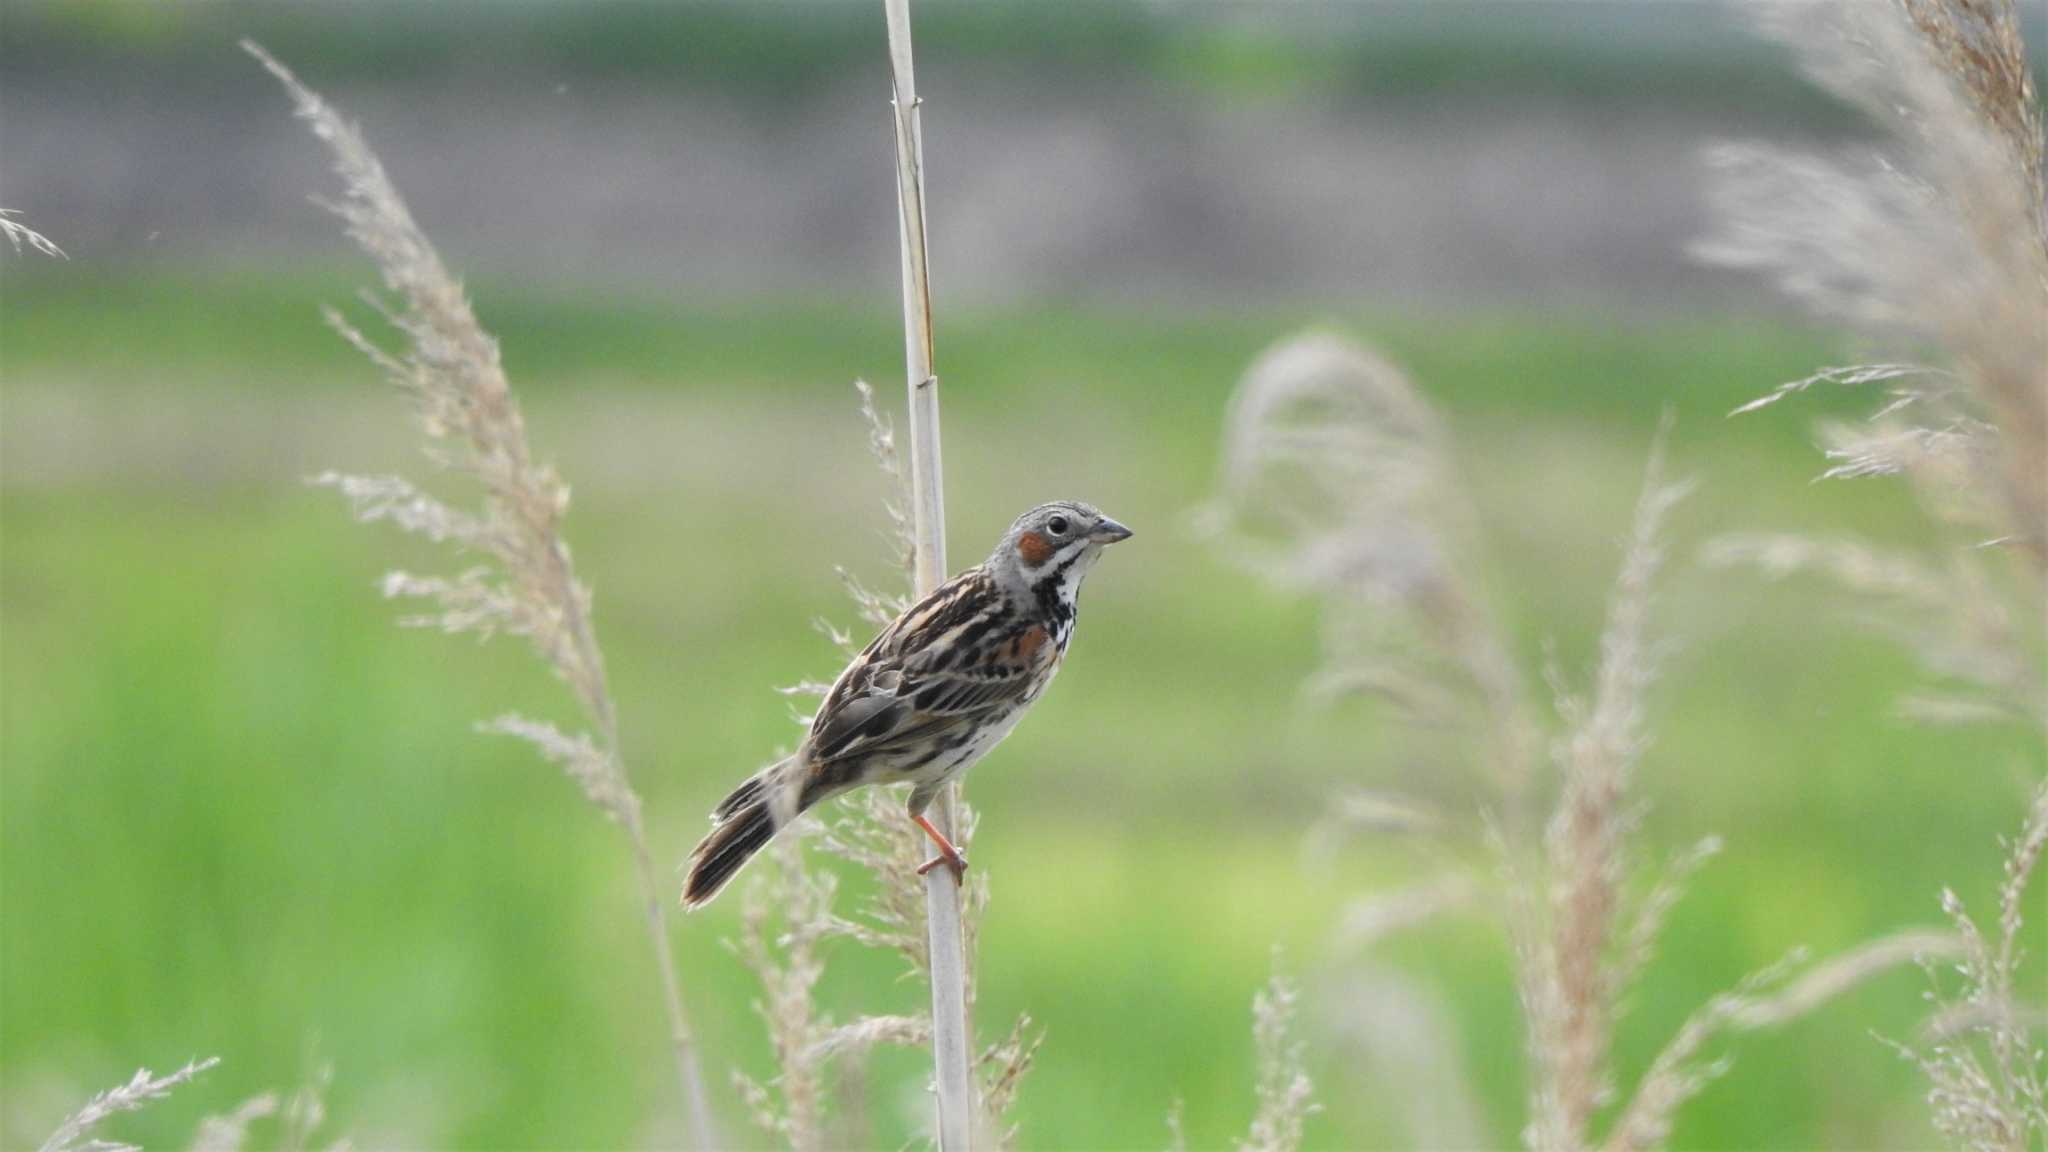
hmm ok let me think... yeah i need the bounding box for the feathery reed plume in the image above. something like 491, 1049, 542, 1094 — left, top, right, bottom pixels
730, 790, 1031, 1148
1161, 961, 1318, 1152
1208, 331, 1941, 1150
731, 833, 835, 1152
0, 208, 65, 259
1702, 531, 2041, 726
1322, 968, 1486, 1148
1520, 436, 1694, 1148
38, 1058, 218, 1152
1240, 964, 1319, 1152
186, 1063, 347, 1152
1199, 330, 1538, 818
187, 1095, 280, 1152
1697, 0, 2046, 723
853, 378, 918, 593
728, 813, 927, 1151
1889, 782, 2048, 1152
37, 1058, 353, 1152
1897, 0, 2044, 229
240, 42, 716, 1147
820, 780, 1040, 1148
274, 1064, 340, 1152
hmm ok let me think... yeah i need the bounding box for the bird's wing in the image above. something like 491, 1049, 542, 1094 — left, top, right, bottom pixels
807, 568, 1050, 764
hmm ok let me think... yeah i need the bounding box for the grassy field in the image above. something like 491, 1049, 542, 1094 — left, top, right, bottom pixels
3, 272, 2040, 1149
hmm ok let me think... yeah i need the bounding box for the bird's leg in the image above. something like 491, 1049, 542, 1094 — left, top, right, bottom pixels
911, 811, 969, 882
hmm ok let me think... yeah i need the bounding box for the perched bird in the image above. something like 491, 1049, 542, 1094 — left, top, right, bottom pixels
682, 500, 1132, 908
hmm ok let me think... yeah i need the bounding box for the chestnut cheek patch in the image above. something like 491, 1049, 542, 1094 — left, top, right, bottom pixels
1016, 530, 1055, 567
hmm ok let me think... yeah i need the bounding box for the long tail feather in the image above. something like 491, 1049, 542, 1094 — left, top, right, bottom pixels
682, 758, 806, 908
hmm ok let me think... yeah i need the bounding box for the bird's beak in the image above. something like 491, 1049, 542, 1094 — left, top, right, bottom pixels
1091, 517, 1133, 544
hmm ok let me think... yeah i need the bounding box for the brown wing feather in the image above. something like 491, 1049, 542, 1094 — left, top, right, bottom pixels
804, 567, 1051, 772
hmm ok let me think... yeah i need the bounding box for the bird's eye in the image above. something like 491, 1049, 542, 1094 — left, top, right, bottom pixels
1047, 515, 1070, 535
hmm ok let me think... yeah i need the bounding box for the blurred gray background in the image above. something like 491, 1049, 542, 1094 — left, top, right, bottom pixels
7, 0, 1998, 313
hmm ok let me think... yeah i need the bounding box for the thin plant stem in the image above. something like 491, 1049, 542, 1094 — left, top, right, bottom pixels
882, 0, 976, 1146
626, 803, 718, 1151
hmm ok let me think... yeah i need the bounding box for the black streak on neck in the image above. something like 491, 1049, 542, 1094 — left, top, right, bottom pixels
1030, 565, 1077, 639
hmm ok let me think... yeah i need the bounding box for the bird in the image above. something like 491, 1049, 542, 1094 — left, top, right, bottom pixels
682, 500, 1132, 908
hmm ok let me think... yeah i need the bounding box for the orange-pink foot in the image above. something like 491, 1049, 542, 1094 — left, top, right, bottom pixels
915, 849, 969, 882
911, 812, 970, 883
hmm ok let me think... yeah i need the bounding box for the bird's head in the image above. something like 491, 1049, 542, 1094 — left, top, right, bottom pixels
992, 500, 1132, 593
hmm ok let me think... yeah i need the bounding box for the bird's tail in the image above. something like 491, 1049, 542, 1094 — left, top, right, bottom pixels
682, 756, 809, 909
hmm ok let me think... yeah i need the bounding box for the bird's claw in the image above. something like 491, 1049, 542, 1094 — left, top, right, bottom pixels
915, 851, 969, 882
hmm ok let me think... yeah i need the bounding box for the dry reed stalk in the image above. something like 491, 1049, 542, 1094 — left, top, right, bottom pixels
37, 1059, 218, 1152
880, 0, 975, 1145
241, 42, 716, 1148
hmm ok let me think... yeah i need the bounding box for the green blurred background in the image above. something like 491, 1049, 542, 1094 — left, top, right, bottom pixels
4, 3, 2044, 1150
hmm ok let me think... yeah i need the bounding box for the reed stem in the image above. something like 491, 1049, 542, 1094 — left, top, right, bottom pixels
882, 0, 975, 1146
